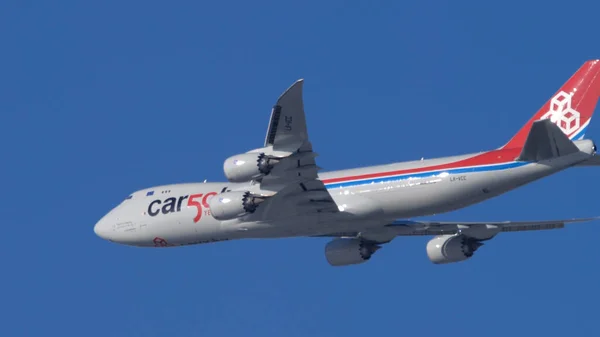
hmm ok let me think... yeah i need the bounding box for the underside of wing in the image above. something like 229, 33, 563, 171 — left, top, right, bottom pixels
386, 217, 598, 239
263, 79, 309, 152
211, 79, 338, 222
253, 80, 338, 219
313, 217, 598, 243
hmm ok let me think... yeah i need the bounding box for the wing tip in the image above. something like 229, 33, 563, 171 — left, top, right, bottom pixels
276, 78, 305, 104
565, 216, 600, 223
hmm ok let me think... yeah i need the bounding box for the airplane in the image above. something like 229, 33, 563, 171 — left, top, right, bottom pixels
94, 59, 600, 266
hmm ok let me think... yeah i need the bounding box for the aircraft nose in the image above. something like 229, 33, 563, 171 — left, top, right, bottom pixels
93, 212, 150, 246
94, 217, 113, 241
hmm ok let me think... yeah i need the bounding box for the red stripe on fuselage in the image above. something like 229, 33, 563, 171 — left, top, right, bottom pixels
321, 148, 522, 184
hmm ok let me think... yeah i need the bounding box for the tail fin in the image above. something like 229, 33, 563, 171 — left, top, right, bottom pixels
502, 60, 600, 149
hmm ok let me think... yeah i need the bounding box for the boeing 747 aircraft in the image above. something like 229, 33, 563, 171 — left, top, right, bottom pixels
94, 60, 600, 266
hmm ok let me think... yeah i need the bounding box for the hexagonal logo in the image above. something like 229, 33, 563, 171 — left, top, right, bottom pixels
540, 91, 580, 135
153, 237, 168, 247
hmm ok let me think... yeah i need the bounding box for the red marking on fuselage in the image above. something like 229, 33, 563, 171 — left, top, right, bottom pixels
187, 192, 218, 223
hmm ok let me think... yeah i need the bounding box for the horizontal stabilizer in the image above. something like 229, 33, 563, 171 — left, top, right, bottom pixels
516, 119, 580, 161
575, 155, 600, 166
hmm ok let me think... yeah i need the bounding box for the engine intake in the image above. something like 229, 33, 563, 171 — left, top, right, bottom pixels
426, 234, 483, 264
207, 191, 266, 221
223, 152, 280, 183
325, 238, 381, 267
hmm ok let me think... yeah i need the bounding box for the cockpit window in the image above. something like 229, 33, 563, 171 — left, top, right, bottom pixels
125, 195, 133, 200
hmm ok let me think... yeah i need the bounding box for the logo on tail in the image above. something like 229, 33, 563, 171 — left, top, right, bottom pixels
502, 60, 599, 149
540, 91, 581, 135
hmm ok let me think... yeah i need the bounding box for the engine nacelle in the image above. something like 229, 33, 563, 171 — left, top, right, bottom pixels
223, 152, 280, 183
325, 238, 381, 267
426, 234, 483, 264
207, 191, 266, 221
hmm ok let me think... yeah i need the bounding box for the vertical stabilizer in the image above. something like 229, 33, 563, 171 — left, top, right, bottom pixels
503, 60, 600, 149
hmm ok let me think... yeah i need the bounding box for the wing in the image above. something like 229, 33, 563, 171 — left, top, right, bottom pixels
264, 79, 309, 152
250, 80, 338, 219
315, 217, 598, 243
386, 218, 597, 238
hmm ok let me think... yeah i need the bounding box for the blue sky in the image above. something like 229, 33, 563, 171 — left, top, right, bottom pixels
2, 1, 600, 336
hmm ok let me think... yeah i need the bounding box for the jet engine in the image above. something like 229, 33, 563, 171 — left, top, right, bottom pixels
207, 191, 267, 221
223, 152, 280, 183
426, 234, 483, 264
324, 238, 381, 266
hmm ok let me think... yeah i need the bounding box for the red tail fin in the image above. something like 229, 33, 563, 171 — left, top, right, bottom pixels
502, 60, 600, 149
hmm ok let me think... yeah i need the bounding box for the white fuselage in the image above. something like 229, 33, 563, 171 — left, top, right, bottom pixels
93, 140, 595, 247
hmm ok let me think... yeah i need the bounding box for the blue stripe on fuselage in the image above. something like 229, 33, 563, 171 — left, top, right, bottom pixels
323, 122, 590, 190
323, 161, 529, 189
